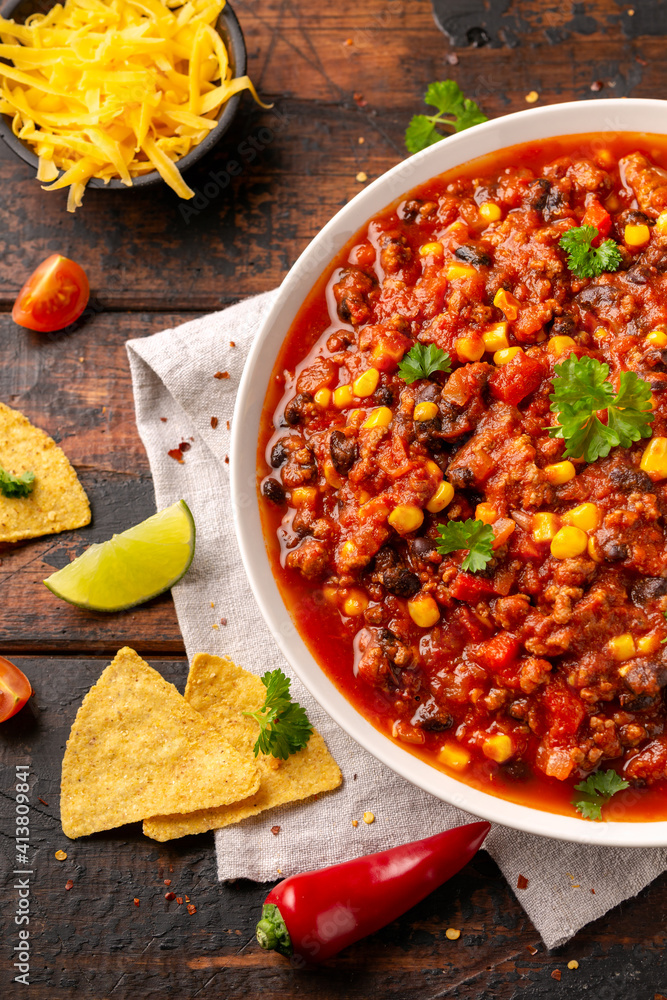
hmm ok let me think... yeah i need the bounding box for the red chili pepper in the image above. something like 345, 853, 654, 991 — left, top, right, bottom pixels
255, 820, 490, 964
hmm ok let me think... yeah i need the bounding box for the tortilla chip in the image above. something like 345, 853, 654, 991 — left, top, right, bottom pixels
61, 648, 260, 839
0, 401, 90, 543
142, 654, 342, 841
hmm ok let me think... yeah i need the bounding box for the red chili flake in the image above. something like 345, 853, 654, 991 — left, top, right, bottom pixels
185, 895, 190, 902
551, 970, 562, 981
214, 371, 230, 379
165, 892, 176, 901
517, 874, 529, 890
229, 341, 236, 347
211, 417, 219, 429
220, 617, 227, 626
38, 797, 49, 806
446, 52, 459, 65
65, 879, 74, 891
636, 55, 648, 66
179, 441, 191, 452
160, 417, 168, 423
591, 888, 596, 894
187, 904, 197, 915
176, 897, 183, 905
271, 825, 281, 836
226, 420, 230, 430
224, 456, 229, 464
164, 879, 172, 886
134, 898, 140, 907
590, 80, 604, 92
168, 448, 184, 463
353, 92, 367, 107
526, 945, 538, 956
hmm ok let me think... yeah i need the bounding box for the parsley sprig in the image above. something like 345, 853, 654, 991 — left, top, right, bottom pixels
572, 770, 629, 821
243, 668, 313, 760
398, 343, 451, 384
0, 467, 35, 498
405, 81, 488, 154
549, 354, 653, 462
559, 225, 623, 279
435, 518, 494, 573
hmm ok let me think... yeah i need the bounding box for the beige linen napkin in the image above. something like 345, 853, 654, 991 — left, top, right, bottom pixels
126, 290, 667, 949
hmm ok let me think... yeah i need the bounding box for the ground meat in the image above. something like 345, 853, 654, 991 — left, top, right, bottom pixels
285, 538, 329, 579
333, 267, 377, 326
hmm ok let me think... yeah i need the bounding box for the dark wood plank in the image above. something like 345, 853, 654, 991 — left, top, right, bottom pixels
1, 657, 666, 999
0, 312, 189, 653
1, 0, 666, 310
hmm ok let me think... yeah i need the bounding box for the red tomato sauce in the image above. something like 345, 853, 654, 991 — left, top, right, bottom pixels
258, 132, 667, 821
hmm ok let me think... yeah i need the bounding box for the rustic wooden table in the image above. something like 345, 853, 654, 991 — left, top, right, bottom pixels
1, 1, 666, 996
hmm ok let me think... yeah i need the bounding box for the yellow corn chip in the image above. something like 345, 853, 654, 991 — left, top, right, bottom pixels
61, 647, 260, 839
0, 401, 90, 543
143, 654, 342, 841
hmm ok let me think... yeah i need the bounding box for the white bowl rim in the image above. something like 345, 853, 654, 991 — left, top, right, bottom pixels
232, 98, 667, 847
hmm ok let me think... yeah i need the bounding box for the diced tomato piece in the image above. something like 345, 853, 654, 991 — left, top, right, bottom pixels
491, 518, 516, 550
450, 572, 496, 602
489, 353, 547, 406
474, 633, 522, 673
453, 605, 490, 643
582, 199, 612, 240
543, 682, 586, 738
296, 356, 337, 394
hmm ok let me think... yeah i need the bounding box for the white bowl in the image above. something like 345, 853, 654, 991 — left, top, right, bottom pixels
232, 98, 667, 847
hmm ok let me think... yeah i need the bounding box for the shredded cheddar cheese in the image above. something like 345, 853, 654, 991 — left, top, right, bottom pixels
0, 0, 264, 210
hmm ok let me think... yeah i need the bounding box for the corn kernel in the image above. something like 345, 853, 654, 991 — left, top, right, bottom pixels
445, 927, 461, 941
340, 540, 357, 561
362, 405, 392, 429
343, 590, 369, 616
446, 262, 476, 281
358, 490, 371, 504
562, 502, 600, 531
547, 335, 577, 358
608, 633, 636, 662
362, 811, 375, 824
425, 460, 443, 480
353, 367, 380, 397
479, 201, 502, 223
324, 461, 344, 489
388, 504, 424, 534
333, 384, 354, 408
456, 336, 485, 362
347, 408, 363, 424
482, 322, 509, 352
438, 742, 470, 771
532, 512, 560, 543
482, 733, 513, 763
407, 593, 440, 628
637, 633, 662, 656
543, 460, 576, 485
426, 480, 455, 513
322, 585, 338, 604
494, 346, 522, 366
567, 960, 579, 971
646, 329, 667, 348
419, 241, 444, 257
475, 502, 498, 524
314, 387, 332, 408
640, 437, 667, 479
493, 287, 520, 321
587, 535, 603, 563
291, 486, 318, 506
625, 223, 650, 248
593, 326, 608, 340
414, 401, 439, 421
655, 210, 667, 235
550, 525, 588, 559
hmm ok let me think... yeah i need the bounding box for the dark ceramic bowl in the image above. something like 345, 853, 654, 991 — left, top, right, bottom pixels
0, 0, 247, 190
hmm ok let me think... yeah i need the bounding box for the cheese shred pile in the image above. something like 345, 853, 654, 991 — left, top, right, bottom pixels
0, 0, 263, 211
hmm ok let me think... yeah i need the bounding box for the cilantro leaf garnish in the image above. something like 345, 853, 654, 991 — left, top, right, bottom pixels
662, 611, 667, 644
558, 225, 623, 279
0, 467, 35, 498
398, 343, 451, 384
243, 668, 313, 760
572, 770, 629, 821
549, 354, 653, 462
405, 80, 487, 154
435, 518, 494, 573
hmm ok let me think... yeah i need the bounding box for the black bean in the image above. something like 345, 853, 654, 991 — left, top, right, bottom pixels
526, 177, 551, 211
455, 244, 492, 268
262, 478, 286, 505
631, 577, 667, 605
374, 385, 395, 407
374, 545, 398, 574
411, 537, 436, 557
609, 466, 654, 494
603, 541, 629, 562
383, 566, 421, 598
270, 440, 289, 467
549, 313, 576, 336
330, 430, 358, 475
284, 392, 314, 426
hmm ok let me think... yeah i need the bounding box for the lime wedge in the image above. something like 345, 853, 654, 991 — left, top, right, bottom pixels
44, 500, 195, 611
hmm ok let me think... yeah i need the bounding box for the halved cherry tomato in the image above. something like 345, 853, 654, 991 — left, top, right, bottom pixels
12, 254, 90, 333
0, 656, 32, 722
